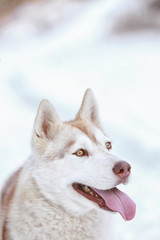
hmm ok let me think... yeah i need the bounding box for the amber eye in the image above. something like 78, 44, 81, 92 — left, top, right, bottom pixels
105, 142, 112, 150
74, 149, 87, 157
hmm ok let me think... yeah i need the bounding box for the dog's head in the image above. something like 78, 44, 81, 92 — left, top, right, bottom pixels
31, 89, 136, 221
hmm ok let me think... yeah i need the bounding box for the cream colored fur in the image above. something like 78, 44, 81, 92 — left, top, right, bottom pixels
0, 89, 124, 240
6, 165, 111, 240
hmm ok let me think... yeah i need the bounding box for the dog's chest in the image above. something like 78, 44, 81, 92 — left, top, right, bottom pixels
8, 200, 107, 240
7, 187, 109, 240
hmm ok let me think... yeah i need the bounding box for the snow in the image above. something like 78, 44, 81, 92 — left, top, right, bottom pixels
0, 0, 160, 239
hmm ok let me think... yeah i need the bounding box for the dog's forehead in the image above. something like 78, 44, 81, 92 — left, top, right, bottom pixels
45, 121, 110, 160
66, 119, 109, 145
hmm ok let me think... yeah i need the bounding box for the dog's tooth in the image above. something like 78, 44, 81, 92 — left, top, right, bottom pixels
82, 185, 90, 193
95, 194, 98, 198
81, 185, 95, 196
84, 186, 89, 193
82, 185, 87, 192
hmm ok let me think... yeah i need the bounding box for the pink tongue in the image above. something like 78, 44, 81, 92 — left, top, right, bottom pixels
93, 187, 136, 221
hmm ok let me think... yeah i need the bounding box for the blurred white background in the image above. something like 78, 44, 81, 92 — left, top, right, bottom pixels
0, 0, 160, 239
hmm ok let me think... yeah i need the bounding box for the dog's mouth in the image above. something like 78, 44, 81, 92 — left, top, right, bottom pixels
72, 183, 136, 221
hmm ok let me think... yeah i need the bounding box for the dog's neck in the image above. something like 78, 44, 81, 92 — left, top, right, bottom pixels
7, 172, 111, 240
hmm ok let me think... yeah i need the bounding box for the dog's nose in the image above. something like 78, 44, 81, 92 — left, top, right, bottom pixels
113, 161, 131, 178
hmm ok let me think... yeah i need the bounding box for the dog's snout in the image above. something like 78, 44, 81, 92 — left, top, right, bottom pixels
113, 161, 131, 178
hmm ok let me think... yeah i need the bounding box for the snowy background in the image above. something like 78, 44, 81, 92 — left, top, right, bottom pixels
0, 0, 160, 239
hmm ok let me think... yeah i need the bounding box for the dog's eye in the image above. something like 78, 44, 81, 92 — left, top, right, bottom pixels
105, 142, 112, 150
73, 149, 87, 157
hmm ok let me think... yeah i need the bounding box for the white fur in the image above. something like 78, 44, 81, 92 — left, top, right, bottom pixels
8, 167, 112, 240
1, 89, 126, 240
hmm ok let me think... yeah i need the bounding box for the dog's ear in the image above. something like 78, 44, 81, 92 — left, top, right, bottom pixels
34, 99, 61, 141
76, 89, 101, 127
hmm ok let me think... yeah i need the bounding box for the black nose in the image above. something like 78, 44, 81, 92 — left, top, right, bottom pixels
113, 161, 131, 178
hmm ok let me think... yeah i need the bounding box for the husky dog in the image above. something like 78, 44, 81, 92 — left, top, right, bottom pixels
0, 89, 136, 240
